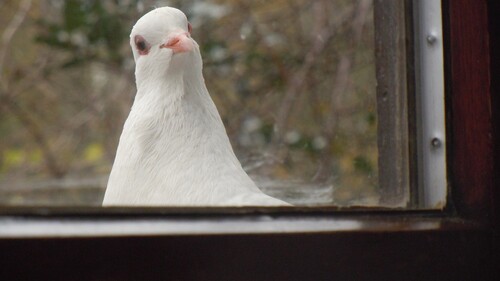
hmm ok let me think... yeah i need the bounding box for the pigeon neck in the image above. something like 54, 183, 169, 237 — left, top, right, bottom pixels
136, 68, 184, 95
135, 52, 203, 97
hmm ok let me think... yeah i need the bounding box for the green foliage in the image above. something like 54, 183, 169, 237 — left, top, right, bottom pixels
35, 0, 135, 67
259, 123, 274, 143
83, 143, 104, 163
353, 155, 372, 174
3, 149, 24, 169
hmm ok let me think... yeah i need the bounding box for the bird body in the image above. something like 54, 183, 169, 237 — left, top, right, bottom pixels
103, 7, 289, 206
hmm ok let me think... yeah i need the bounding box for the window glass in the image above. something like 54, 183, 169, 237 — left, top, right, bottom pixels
0, 0, 433, 207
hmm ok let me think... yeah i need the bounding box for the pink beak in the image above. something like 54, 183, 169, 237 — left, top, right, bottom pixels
159, 32, 192, 54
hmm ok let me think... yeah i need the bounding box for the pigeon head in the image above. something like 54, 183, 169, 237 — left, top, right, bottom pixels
129, 7, 198, 87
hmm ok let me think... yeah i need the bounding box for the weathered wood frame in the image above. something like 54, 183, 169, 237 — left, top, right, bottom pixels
374, 0, 414, 207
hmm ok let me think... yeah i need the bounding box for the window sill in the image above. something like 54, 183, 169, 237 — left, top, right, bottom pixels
0, 209, 495, 281
0, 207, 487, 238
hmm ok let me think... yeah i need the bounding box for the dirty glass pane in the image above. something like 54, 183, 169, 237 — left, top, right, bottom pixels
0, 0, 412, 207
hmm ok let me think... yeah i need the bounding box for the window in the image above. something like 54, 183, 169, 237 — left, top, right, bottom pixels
0, 0, 450, 209
0, 0, 497, 279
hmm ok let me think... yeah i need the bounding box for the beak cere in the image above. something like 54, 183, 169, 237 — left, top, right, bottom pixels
160, 32, 192, 54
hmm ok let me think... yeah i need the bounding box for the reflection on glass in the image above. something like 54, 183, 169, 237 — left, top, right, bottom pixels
0, 0, 378, 206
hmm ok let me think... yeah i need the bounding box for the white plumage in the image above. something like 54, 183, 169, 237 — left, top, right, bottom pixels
103, 7, 290, 206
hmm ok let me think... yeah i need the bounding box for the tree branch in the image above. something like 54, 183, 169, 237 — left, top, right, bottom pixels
0, 0, 32, 91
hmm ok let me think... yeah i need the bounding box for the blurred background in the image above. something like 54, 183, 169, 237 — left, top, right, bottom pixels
0, 0, 378, 206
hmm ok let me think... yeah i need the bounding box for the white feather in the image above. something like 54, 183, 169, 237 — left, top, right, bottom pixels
103, 7, 290, 206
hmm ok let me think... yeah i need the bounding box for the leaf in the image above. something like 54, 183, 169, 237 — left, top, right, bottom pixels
3, 149, 24, 168
83, 143, 103, 163
353, 156, 372, 174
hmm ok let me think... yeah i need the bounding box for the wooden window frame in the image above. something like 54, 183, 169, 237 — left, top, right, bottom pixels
0, 0, 498, 279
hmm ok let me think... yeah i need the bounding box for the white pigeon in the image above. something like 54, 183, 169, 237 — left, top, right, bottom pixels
103, 7, 290, 206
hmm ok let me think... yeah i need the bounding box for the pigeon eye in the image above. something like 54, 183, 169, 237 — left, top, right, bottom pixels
134, 35, 149, 55
137, 40, 146, 51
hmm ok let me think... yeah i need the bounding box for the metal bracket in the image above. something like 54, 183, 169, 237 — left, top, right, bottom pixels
414, 0, 447, 208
